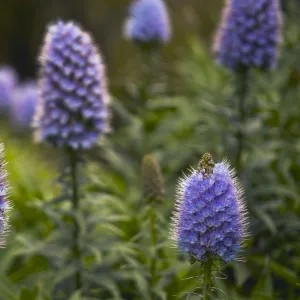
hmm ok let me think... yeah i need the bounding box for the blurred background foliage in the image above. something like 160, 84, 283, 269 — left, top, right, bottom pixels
0, 0, 224, 81
0, 0, 300, 299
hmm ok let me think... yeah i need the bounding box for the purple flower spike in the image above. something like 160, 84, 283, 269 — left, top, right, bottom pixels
0, 144, 10, 246
0, 66, 18, 113
34, 21, 110, 150
214, 0, 282, 71
11, 81, 38, 130
125, 0, 171, 45
171, 154, 248, 263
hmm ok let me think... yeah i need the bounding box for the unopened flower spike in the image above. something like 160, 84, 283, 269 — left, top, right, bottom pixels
214, 0, 282, 71
34, 21, 110, 150
142, 154, 165, 202
198, 153, 215, 179
171, 153, 248, 264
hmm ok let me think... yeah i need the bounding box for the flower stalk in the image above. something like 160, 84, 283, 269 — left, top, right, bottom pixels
150, 206, 157, 300
70, 150, 82, 291
124, 2, 170, 297
203, 258, 213, 300
142, 154, 165, 299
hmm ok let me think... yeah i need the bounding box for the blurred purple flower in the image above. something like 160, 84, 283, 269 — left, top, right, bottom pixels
171, 154, 248, 263
0, 144, 10, 245
0, 66, 18, 113
214, 0, 282, 71
11, 81, 38, 130
34, 21, 110, 150
124, 0, 171, 45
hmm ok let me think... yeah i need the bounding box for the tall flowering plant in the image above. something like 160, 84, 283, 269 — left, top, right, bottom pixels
124, 0, 171, 112
33, 20, 110, 296
211, 4, 283, 293
171, 153, 248, 298
213, 0, 282, 170
121, 1, 171, 297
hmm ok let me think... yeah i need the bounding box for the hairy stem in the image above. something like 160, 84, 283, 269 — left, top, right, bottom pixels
203, 258, 213, 300
235, 70, 249, 171
70, 151, 82, 291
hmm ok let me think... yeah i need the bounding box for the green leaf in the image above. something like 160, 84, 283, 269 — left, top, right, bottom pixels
69, 290, 82, 300
19, 286, 39, 300
253, 208, 277, 235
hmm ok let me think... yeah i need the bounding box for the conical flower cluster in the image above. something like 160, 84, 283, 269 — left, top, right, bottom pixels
171, 154, 248, 263
0, 144, 10, 246
125, 0, 171, 45
34, 21, 110, 150
214, 0, 282, 71
11, 81, 38, 129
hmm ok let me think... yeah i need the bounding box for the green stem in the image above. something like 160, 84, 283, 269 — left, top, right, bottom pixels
139, 48, 159, 156
150, 207, 157, 300
70, 151, 82, 291
235, 70, 249, 172
139, 47, 155, 108
203, 258, 213, 300
139, 46, 160, 299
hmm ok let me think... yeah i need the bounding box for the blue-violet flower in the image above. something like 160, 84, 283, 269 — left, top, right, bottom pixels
34, 21, 110, 150
0, 66, 18, 113
214, 0, 282, 71
11, 81, 38, 130
171, 154, 248, 263
124, 0, 171, 45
